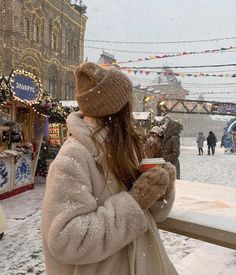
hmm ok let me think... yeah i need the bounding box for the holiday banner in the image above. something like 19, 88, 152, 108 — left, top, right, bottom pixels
110, 46, 236, 65
120, 68, 236, 78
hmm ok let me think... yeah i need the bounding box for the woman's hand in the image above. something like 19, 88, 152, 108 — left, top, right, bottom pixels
157, 162, 176, 201
129, 167, 169, 210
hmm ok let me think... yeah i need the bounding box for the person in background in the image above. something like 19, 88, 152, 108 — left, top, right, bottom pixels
207, 131, 217, 155
42, 62, 178, 275
220, 133, 226, 147
144, 125, 163, 158
196, 132, 205, 155
161, 118, 183, 179
0, 204, 8, 240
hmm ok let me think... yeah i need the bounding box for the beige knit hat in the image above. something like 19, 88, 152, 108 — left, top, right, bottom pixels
149, 126, 163, 135
75, 62, 133, 117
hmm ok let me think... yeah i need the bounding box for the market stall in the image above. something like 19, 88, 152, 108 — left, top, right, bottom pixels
0, 70, 46, 199
132, 111, 152, 134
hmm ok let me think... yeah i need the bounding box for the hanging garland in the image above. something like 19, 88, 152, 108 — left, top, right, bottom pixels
121, 68, 236, 78
101, 46, 236, 65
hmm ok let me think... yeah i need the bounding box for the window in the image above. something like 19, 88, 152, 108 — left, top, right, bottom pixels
52, 33, 57, 51
49, 78, 56, 96
23, 18, 30, 38
73, 45, 77, 60
64, 83, 74, 100
33, 23, 39, 42
67, 41, 71, 58
65, 83, 70, 100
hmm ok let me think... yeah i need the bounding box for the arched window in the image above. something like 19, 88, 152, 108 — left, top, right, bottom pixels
23, 18, 30, 38
64, 72, 75, 100
21, 56, 40, 78
49, 78, 56, 96
64, 82, 75, 100
48, 65, 58, 97
33, 23, 39, 42
65, 83, 70, 100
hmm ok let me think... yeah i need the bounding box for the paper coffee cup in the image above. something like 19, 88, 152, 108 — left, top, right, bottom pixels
140, 158, 166, 173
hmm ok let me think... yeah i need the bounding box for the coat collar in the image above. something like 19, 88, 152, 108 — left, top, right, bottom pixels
66, 112, 106, 168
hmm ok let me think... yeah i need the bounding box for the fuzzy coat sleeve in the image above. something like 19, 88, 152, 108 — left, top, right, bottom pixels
42, 144, 148, 266
149, 188, 175, 223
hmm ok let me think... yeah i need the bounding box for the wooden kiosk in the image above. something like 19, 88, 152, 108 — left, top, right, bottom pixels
0, 70, 46, 200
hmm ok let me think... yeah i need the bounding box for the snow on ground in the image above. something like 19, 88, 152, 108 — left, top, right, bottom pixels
0, 185, 45, 275
180, 144, 236, 187
0, 145, 236, 274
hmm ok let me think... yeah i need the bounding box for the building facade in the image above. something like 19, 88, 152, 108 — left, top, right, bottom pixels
0, 0, 87, 100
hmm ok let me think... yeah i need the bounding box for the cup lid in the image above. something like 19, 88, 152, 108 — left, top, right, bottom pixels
140, 158, 166, 165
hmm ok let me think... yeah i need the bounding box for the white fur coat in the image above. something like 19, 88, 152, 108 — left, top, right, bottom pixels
42, 112, 177, 275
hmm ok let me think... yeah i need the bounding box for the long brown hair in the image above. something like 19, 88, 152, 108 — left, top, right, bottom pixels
92, 102, 144, 190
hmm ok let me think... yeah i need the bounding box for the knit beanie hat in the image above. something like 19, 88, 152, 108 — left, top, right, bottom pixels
75, 62, 133, 117
149, 126, 163, 135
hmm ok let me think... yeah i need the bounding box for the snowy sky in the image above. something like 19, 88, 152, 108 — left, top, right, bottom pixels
75, 0, 236, 103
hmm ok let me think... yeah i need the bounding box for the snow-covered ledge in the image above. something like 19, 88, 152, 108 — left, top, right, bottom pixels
158, 180, 236, 250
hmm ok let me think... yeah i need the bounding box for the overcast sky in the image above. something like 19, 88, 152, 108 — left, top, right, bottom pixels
78, 0, 236, 103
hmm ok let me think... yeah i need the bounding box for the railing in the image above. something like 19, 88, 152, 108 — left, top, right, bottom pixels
158, 180, 236, 250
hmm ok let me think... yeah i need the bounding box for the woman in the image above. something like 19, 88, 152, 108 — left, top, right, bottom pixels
196, 132, 205, 155
161, 118, 182, 180
207, 131, 217, 155
42, 62, 177, 275
145, 126, 163, 158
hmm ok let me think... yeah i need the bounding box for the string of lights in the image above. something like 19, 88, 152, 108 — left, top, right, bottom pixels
107, 46, 236, 65
181, 82, 236, 86
186, 91, 236, 95
84, 46, 235, 57
131, 75, 236, 85
182, 85, 236, 88
85, 36, 236, 45
85, 45, 178, 54
120, 63, 236, 69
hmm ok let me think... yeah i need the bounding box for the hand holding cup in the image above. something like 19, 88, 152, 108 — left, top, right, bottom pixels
130, 167, 169, 210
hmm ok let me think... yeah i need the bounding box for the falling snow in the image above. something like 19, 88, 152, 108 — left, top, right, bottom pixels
0, 144, 235, 274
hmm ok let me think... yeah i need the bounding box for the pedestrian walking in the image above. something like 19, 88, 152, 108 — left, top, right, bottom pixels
196, 132, 205, 155
42, 62, 178, 275
144, 125, 163, 158
161, 118, 182, 179
220, 133, 226, 147
207, 131, 217, 155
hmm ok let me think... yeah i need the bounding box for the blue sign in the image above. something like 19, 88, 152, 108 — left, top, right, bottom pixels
12, 73, 40, 102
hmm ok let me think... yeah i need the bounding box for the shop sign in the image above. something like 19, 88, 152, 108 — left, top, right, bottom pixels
12, 73, 40, 102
